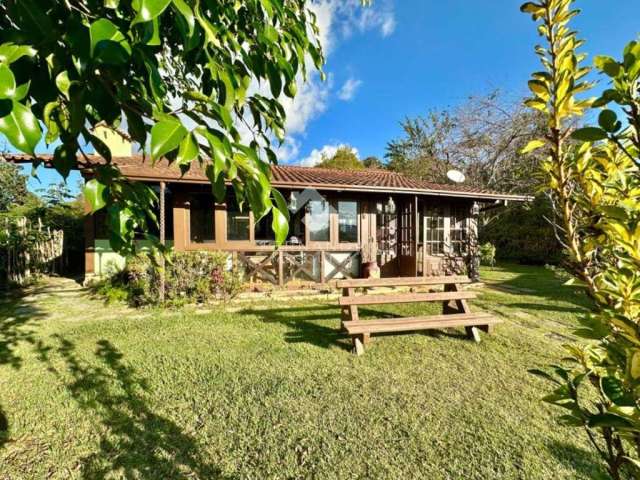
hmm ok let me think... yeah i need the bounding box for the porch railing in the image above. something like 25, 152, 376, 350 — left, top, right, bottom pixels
234, 249, 360, 286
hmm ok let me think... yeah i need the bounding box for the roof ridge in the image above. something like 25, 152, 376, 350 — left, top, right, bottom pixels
276, 164, 402, 176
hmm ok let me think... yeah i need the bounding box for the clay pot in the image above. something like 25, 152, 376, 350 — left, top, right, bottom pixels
362, 261, 381, 279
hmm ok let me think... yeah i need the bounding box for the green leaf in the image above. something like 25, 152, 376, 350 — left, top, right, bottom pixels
0, 100, 42, 155
133, 0, 172, 24
90, 19, 132, 64
13, 81, 30, 102
52, 144, 76, 179
172, 0, 195, 36
89, 133, 113, 163
601, 377, 627, 404
571, 127, 608, 142
594, 55, 621, 78
587, 413, 634, 429
0, 64, 16, 99
84, 179, 107, 212
0, 43, 36, 65
598, 109, 621, 133
176, 132, 199, 165
105, 0, 120, 8
520, 139, 546, 155
271, 205, 289, 245
267, 63, 282, 98
150, 117, 187, 161
520, 2, 544, 15
55, 71, 71, 98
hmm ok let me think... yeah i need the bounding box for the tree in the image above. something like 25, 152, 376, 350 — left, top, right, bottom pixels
316, 146, 364, 170
0, 0, 336, 254
362, 156, 384, 169
385, 92, 547, 194
522, 1, 640, 478
0, 161, 29, 211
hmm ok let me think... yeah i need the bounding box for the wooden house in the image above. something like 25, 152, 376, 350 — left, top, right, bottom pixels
5, 150, 528, 285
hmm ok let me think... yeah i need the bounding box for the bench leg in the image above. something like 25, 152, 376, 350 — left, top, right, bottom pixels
353, 335, 366, 356
465, 326, 481, 343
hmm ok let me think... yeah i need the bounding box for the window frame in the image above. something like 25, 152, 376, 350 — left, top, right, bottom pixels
422, 204, 446, 256
335, 198, 360, 247
305, 198, 332, 247
449, 204, 469, 256
186, 193, 216, 245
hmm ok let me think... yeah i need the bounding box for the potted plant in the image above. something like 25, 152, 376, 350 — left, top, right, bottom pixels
360, 237, 380, 279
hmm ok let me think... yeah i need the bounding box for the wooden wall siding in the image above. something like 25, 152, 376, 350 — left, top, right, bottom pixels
84, 182, 479, 282
171, 187, 383, 253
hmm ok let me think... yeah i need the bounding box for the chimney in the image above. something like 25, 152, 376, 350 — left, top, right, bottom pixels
93, 124, 132, 157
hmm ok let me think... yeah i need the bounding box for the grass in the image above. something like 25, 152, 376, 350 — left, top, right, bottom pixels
0, 264, 608, 479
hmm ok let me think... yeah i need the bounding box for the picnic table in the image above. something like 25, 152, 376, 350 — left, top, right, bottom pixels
337, 276, 500, 355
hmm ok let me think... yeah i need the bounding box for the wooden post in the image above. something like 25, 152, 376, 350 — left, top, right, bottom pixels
159, 181, 166, 304
83, 195, 95, 277
278, 250, 284, 287
468, 202, 481, 282
320, 251, 326, 284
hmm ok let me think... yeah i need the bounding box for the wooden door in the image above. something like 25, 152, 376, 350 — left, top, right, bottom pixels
376, 199, 398, 277
398, 197, 418, 276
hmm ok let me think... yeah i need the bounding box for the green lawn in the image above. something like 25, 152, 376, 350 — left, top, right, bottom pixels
0, 264, 607, 479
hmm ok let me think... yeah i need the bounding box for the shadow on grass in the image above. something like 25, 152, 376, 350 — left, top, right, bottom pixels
239, 303, 459, 351
0, 405, 7, 449
546, 440, 608, 479
240, 305, 352, 351
0, 285, 49, 451
39, 335, 232, 480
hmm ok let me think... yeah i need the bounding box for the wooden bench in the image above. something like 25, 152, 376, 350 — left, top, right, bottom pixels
337, 275, 500, 355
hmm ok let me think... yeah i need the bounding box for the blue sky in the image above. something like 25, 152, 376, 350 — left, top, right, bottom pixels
16, 0, 640, 193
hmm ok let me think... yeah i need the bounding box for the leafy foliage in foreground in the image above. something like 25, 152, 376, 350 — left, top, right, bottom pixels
0, 0, 329, 253
522, 1, 640, 478
93, 250, 244, 306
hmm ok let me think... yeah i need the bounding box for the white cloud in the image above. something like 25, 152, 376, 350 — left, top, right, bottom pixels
268, 1, 396, 164
337, 77, 362, 101
325, 0, 397, 40
381, 15, 396, 37
280, 74, 332, 135
274, 137, 301, 164
299, 143, 359, 167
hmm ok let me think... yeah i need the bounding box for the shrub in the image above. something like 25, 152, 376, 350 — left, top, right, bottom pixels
95, 251, 245, 306
479, 195, 562, 265
478, 243, 496, 266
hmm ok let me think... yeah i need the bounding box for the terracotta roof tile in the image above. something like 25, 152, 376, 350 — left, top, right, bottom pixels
2, 153, 530, 201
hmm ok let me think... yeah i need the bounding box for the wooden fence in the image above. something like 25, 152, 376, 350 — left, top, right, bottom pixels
1, 217, 64, 286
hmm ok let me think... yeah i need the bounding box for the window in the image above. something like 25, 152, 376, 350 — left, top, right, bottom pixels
424, 206, 445, 255
450, 205, 468, 255
254, 211, 275, 245
227, 197, 250, 241
308, 200, 330, 242
94, 209, 108, 239
286, 203, 306, 246
338, 200, 358, 243
189, 195, 214, 243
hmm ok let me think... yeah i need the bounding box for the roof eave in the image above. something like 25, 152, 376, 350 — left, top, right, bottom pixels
116, 173, 532, 202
